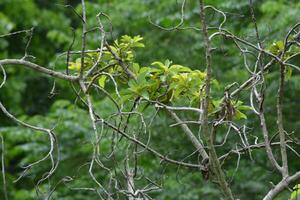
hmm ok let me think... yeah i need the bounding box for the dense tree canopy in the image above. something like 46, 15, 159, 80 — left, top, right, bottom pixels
0, 0, 300, 199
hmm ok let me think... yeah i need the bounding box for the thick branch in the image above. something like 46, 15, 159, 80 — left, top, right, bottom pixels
199, 1, 234, 199
259, 111, 282, 172
168, 110, 208, 160
277, 63, 289, 177
263, 171, 300, 200
0, 59, 79, 81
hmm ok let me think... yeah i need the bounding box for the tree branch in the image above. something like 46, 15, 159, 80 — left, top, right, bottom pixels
263, 171, 300, 200
0, 59, 79, 81
199, 0, 234, 199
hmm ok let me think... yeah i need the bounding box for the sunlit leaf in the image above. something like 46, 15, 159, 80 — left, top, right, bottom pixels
235, 110, 247, 120
291, 184, 300, 200
98, 75, 107, 88
68, 61, 81, 71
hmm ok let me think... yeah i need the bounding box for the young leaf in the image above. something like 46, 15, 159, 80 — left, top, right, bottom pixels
151, 61, 168, 71
132, 63, 140, 75
141, 90, 149, 100
169, 64, 192, 73
68, 62, 81, 71
98, 75, 107, 88
235, 110, 247, 120
291, 184, 300, 200
237, 105, 252, 111
286, 66, 293, 80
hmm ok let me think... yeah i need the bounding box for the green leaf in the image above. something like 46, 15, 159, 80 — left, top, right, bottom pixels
121, 35, 132, 43
132, 63, 140, 75
125, 50, 134, 61
136, 70, 149, 85
276, 41, 284, 50
234, 100, 244, 107
286, 66, 293, 80
235, 110, 247, 120
237, 105, 252, 111
212, 79, 220, 89
169, 64, 191, 73
139, 67, 151, 74
141, 90, 149, 100
291, 184, 300, 200
133, 42, 145, 48
120, 89, 135, 102
120, 35, 145, 48
98, 75, 107, 88
269, 41, 285, 55
151, 61, 168, 71
109, 45, 119, 54
164, 59, 172, 68
128, 79, 137, 89
68, 62, 81, 71
160, 75, 167, 82
133, 35, 143, 43
212, 99, 223, 110
172, 86, 185, 100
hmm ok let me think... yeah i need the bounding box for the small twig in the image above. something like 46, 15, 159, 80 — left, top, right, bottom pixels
0, 135, 8, 200
0, 29, 31, 38
80, 0, 87, 78
0, 64, 6, 88
22, 27, 34, 60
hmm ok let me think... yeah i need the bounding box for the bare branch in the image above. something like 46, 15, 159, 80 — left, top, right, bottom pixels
263, 171, 300, 200
0, 59, 79, 81
0, 135, 8, 200
199, 0, 234, 199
